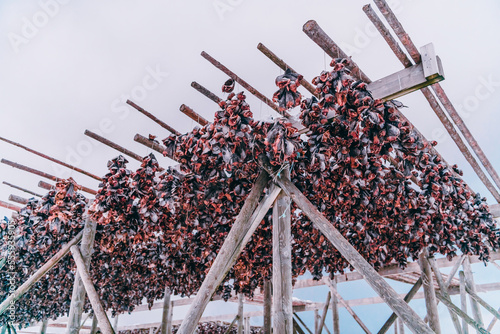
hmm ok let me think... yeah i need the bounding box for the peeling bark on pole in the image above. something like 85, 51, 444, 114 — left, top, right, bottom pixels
67, 217, 97, 334
258, 160, 433, 334
273, 168, 293, 334
70, 246, 114, 334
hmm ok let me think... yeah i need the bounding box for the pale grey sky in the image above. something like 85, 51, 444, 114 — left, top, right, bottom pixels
1, 0, 500, 333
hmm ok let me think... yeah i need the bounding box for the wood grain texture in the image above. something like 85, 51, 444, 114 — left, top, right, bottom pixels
418, 252, 441, 334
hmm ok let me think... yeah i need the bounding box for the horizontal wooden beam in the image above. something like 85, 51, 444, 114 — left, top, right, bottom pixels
367, 56, 444, 102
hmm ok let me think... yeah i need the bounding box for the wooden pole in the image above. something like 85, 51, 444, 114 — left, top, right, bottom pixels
90, 315, 98, 334
66, 217, 97, 334
38, 181, 55, 191
465, 286, 500, 322
0, 230, 83, 315
177, 175, 281, 334
39, 320, 48, 334
126, 100, 181, 136
292, 317, 306, 334
223, 316, 238, 334
434, 293, 488, 334
2, 182, 42, 198
191, 82, 222, 104
487, 308, 500, 332
459, 272, 469, 334
463, 257, 484, 330
426, 255, 462, 333
327, 284, 371, 334
70, 246, 114, 334
273, 168, 293, 334
113, 315, 119, 332
314, 309, 319, 334
84, 130, 144, 163
258, 161, 433, 334
369, 0, 500, 203
167, 300, 173, 334
318, 292, 331, 334
0, 200, 20, 212
179, 105, 209, 126
329, 279, 340, 334
8, 194, 27, 205
237, 294, 244, 334
397, 319, 404, 334
257, 43, 317, 96
418, 252, 441, 334
161, 288, 171, 334
377, 278, 423, 334
1, 159, 97, 196
293, 313, 313, 334
263, 279, 272, 334
302, 20, 371, 83
200, 51, 292, 119
0, 136, 101, 181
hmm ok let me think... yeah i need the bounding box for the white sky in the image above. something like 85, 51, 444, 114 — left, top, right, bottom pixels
1, 0, 500, 333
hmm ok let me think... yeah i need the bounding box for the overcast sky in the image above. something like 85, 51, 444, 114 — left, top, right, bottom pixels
1, 0, 500, 333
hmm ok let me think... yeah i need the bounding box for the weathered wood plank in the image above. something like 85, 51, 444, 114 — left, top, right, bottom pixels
161, 288, 171, 334
237, 294, 244, 334
318, 292, 331, 334
459, 272, 469, 334
273, 168, 293, 334
329, 279, 340, 334
434, 292, 488, 334
418, 252, 441, 333
70, 246, 114, 334
263, 280, 272, 334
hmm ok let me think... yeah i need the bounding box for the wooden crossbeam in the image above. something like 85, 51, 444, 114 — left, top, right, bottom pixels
3, 181, 42, 198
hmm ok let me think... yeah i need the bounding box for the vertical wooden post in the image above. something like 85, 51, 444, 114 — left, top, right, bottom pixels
314, 310, 319, 334
329, 279, 340, 334
463, 257, 484, 332
272, 169, 293, 334
39, 319, 48, 334
459, 271, 469, 334
167, 300, 173, 334
418, 252, 441, 334
244, 317, 250, 334
66, 217, 97, 334
238, 293, 244, 334
90, 315, 98, 334
161, 288, 171, 334
394, 323, 398, 334
112, 315, 119, 333
70, 246, 115, 334
397, 319, 404, 334
263, 279, 272, 334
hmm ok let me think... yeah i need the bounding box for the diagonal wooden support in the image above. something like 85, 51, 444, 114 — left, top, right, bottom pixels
70, 246, 114, 334
191, 82, 222, 104
459, 272, 469, 334
293, 313, 313, 334
377, 278, 423, 334
464, 286, 500, 323
84, 130, 144, 163
0, 230, 83, 315
259, 159, 433, 334
427, 255, 462, 334
177, 173, 280, 334
127, 100, 180, 136
318, 291, 331, 334
66, 217, 97, 334
273, 168, 293, 334
434, 292, 488, 334
324, 279, 371, 334
292, 317, 306, 334
179, 104, 209, 126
